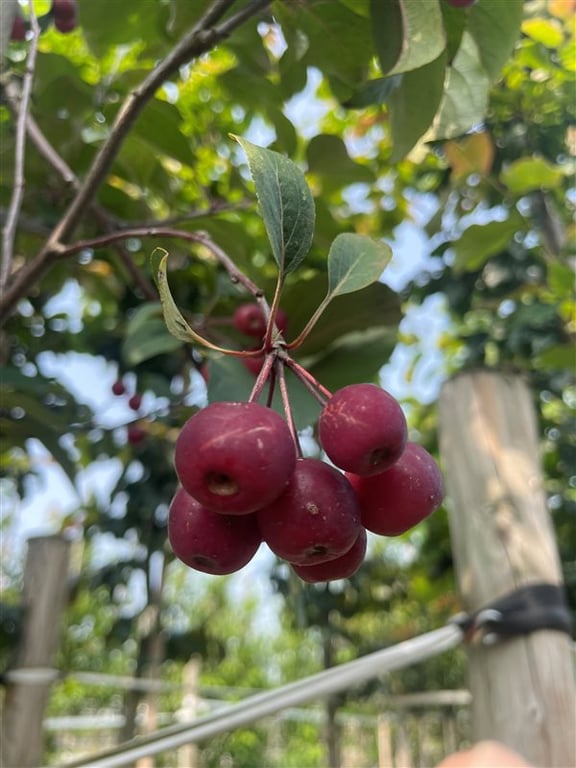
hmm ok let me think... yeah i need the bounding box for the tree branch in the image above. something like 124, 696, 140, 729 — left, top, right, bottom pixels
0, 0, 40, 291
0, 0, 273, 326
54, 226, 263, 298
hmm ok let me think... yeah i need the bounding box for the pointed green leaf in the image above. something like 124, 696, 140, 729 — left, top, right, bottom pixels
372, 0, 445, 76
327, 234, 392, 298
430, 32, 490, 140
389, 51, 447, 161
232, 136, 315, 276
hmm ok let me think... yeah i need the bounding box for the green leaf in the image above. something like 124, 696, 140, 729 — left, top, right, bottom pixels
453, 214, 526, 272
308, 327, 397, 391
207, 355, 321, 431
122, 304, 183, 365
282, 276, 401, 358
232, 136, 315, 276
468, 0, 524, 81
344, 76, 401, 109
372, 0, 445, 76
389, 51, 447, 161
500, 157, 564, 195
306, 135, 374, 191
534, 344, 576, 371
151, 249, 209, 346
327, 234, 392, 298
430, 32, 490, 140
133, 99, 195, 167
521, 18, 564, 49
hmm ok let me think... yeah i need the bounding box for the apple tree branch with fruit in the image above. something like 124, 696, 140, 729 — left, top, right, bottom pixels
157, 137, 444, 581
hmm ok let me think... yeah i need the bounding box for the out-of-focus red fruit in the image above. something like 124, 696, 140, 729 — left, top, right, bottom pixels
291, 527, 367, 583
347, 442, 444, 536
257, 458, 362, 565
52, 0, 78, 32
168, 487, 261, 575
233, 303, 288, 338
127, 424, 147, 446
10, 13, 27, 41
128, 393, 143, 411
242, 349, 265, 377
112, 379, 126, 396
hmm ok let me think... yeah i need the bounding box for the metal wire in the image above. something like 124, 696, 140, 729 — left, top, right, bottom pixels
59, 622, 463, 768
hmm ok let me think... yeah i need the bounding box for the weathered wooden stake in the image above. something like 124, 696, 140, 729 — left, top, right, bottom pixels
1, 534, 70, 767
439, 371, 575, 768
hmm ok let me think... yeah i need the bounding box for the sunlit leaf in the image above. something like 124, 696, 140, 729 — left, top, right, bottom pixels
232, 136, 315, 277
430, 32, 490, 140
500, 157, 564, 195
521, 18, 564, 49
327, 234, 392, 298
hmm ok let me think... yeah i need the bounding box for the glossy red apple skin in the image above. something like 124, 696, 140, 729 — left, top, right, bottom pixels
291, 527, 367, 583
347, 443, 444, 536
257, 458, 362, 565
168, 488, 261, 575
175, 401, 296, 514
319, 383, 407, 476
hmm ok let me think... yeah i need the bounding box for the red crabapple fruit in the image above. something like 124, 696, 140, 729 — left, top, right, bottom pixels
347, 442, 443, 536
291, 527, 367, 583
127, 424, 147, 446
128, 393, 143, 411
112, 379, 126, 396
168, 487, 261, 575
53, 0, 78, 32
257, 458, 362, 565
10, 13, 27, 40
233, 303, 288, 338
318, 383, 407, 476
175, 401, 296, 514
242, 347, 265, 377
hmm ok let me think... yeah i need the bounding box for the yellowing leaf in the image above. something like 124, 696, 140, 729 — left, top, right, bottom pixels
521, 18, 564, 48
444, 131, 495, 181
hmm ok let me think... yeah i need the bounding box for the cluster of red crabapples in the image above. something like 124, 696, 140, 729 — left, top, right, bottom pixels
167, 302, 444, 584
111, 378, 147, 446
10, 0, 78, 41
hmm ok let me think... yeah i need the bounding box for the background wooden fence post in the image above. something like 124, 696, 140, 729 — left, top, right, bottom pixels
1, 534, 70, 768
438, 371, 575, 768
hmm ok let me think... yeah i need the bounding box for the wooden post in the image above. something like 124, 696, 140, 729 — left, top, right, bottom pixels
439, 371, 575, 768
177, 657, 201, 768
1, 535, 70, 768
376, 715, 393, 768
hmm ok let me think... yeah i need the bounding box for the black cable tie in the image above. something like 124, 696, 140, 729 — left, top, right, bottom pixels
451, 583, 573, 644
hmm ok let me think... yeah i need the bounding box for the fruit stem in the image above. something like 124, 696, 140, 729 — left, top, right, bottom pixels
277, 360, 302, 458
248, 352, 276, 403
285, 294, 331, 351
265, 364, 277, 408
263, 273, 285, 351
283, 356, 331, 404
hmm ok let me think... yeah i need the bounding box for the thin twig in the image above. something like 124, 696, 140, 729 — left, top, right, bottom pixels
0, 0, 40, 291
0, 0, 272, 326
3, 85, 157, 301
54, 226, 264, 298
